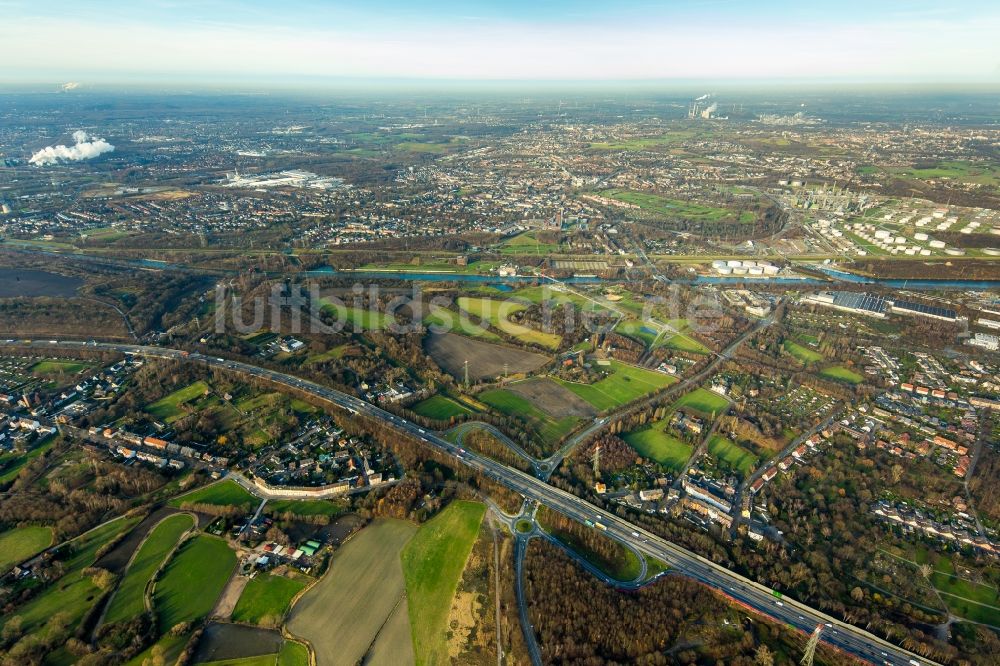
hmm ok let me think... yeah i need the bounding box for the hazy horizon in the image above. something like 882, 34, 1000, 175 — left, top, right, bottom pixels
2, 0, 999, 86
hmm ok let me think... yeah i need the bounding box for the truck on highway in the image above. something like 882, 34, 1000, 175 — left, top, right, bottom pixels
595, 522, 607, 531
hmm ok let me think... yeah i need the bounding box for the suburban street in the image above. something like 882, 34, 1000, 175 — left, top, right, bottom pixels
1, 339, 937, 666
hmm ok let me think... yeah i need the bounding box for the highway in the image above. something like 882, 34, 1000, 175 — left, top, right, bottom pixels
1, 339, 936, 666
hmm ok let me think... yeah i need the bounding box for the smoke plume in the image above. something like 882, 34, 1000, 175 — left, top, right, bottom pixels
29, 131, 115, 166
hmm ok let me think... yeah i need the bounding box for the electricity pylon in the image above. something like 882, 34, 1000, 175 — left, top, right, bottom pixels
801, 624, 822, 666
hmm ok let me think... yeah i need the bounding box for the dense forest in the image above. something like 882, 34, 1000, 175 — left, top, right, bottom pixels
524, 538, 842, 665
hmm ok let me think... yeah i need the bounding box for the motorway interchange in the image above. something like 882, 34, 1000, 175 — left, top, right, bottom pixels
1, 339, 934, 666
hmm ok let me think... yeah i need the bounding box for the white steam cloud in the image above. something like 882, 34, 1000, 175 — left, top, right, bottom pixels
29, 131, 115, 166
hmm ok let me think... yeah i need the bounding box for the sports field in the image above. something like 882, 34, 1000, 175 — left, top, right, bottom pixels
707, 435, 758, 476
154, 534, 237, 629
820, 365, 864, 384
402, 501, 486, 666
103, 513, 194, 625
0, 525, 53, 572
411, 394, 472, 420
553, 360, 676, 412
622, 423, 692, 472
784, 340, 823, 363
675, 387, 729, 417
456, 296, 561, 349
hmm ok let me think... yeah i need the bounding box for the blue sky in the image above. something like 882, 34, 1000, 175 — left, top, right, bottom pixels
2, 0, 998, 84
